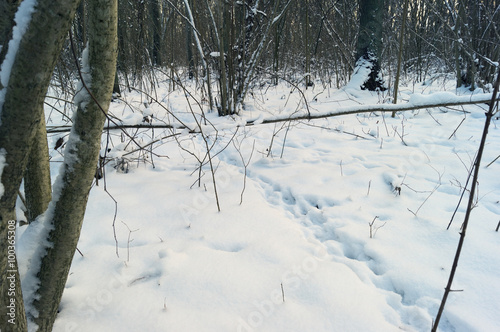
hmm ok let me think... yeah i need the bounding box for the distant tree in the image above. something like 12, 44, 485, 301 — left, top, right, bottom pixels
213, 0, 294, 115
452, 0, 499, 89
354, 0, 386, 91
150, 0, 162, 67
174, 0, 296, 115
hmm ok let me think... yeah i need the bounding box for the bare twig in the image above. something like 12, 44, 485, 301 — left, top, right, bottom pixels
392, 125, 408, 146
447, 155, 476, 230
486, 154, 500, 168
368, 216, 386, 239
69, 31, 147, 155
448, 117, 466, 139
297, 121, 372, 140
121, 221, 139, 263
408, 168, 443, 216
104, 170, 120, 257
233, 138, 255, 205
182, 81, 221, 212
426, 109, 442, 125
432, 67, 500, 332
280, 121, 293, 159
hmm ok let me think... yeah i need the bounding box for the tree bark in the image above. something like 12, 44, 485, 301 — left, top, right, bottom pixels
0, 0, 81, 331
24, 115, 52, 223
32, 0, 118, 329
150, 0, 162, 66
0, 0, 21, 65
391, 0, 409, 117
186, 0, 195, 78
354, 0, 386, 91
455, 0, 477, 90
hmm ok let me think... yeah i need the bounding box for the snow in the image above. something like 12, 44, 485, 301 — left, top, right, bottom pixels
0, 148, 6, 198
0, 0, 37, 124
73, 44, 92, 110
407, 91, 492, 107
16, 75, 500, 331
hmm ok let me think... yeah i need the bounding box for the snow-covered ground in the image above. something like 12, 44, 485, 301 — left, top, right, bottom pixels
19, 75, 500, 331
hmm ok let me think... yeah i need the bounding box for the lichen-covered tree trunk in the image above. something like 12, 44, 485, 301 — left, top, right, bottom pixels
0, 0, 51, 225
31, 0, 118, 329
24, 116, 52, 223
0, 0, 81, 331
354, 0, 386, 91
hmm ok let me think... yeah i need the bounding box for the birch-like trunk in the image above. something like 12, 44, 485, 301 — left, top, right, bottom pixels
31, 0, 118, 330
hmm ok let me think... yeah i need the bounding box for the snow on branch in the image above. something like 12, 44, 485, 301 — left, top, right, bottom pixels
246, 92, 498, 125
46, 92, 498, 134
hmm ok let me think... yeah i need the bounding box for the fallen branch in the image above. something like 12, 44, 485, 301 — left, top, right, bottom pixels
46, 92, 499, 133
247, 93, 497, 126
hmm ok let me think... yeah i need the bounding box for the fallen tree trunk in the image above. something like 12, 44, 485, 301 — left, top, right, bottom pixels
251, 92, 497, 125
46, 92, 498, 134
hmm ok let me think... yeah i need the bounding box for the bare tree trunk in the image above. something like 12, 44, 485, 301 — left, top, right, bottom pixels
185, 0, 195, 79
24, 115, 52, 223
455, 0, 477, 90
304, 0, 312, 87
217, 0, 229, 115
354, 0, 386, 91
391, 0, 409, 117
0, 0, 21, 64
31, 0, 118, 329
2, 1, 52, 222
0, 0, 81, 330
150, 0, 162, 66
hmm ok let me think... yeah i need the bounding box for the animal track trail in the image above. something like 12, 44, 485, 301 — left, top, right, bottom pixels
254, 174, 387, 269
256, 175, 334, 225
253, 174, 416, 314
